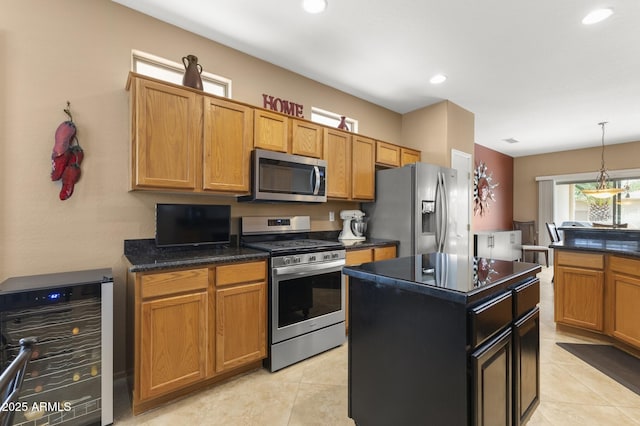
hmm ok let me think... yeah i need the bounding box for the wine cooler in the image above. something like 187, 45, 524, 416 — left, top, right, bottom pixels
0, 269, 113, 426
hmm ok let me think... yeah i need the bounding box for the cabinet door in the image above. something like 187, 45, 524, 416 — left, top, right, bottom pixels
400, 148, 421, 165
140, 292, 207, 400
215, 282, 267, 373
291, 119, 323, 158
254, 109, 289, 152
324, 128, 351, 199
131, 77, 201, 190
609, 271, 640, 349
351, 135, 375, 200
554, 265, 604, 331
471, 328, 513, 426
202, 97, 253, 192
513, 308, 540, 426
375, 141, 400, 167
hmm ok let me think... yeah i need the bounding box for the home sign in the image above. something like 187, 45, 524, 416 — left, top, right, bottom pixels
262, 94, 304, 118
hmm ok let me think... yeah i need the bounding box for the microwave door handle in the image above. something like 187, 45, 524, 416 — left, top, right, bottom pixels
312, 166, 321, 195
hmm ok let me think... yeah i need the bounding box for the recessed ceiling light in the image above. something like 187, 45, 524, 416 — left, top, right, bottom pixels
429, 74, 447, 84
582, 8, 614, 25
302, 0, 327, 14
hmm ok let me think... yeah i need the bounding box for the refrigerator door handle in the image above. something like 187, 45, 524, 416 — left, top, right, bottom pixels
440, 172, 450, 252
434, 174, 442, 251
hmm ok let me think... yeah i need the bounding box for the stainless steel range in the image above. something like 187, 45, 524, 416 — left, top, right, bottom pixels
242, 216, 346, 372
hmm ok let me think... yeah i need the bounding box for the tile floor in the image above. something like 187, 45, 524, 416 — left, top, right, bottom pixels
114, 266, 640, 425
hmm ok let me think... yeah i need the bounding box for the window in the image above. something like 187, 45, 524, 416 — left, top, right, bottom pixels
555, 179, 640, 228
311, 107, 358, 133
131, 50, 231, 98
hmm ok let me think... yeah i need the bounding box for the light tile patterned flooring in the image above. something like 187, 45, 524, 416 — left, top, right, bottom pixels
114, 266, 640, 425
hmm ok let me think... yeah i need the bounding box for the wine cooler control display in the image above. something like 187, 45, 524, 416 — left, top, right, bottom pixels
0, 269, 113, 426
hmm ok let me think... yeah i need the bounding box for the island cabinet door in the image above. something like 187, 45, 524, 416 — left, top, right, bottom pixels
513, 308, 540, 426
471, 328, 513, 426
554, 265, 604, 331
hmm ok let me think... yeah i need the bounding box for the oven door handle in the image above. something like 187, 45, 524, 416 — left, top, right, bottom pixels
273, 260, 345, 277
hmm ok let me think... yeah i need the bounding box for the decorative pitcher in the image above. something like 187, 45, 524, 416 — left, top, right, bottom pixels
337, 116, 350, 131
182, 55, 203, 90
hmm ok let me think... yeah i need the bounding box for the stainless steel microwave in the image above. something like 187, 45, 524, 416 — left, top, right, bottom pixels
238, 149, 327, 202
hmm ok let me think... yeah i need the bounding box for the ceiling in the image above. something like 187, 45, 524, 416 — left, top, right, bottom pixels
114, 0, 640, 157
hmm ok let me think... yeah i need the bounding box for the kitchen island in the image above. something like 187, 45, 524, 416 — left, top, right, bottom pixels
551, 227, 640, 355
343, 254, 541, 426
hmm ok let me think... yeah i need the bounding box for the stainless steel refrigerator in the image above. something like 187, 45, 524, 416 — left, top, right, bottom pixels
363, 162, 458, 257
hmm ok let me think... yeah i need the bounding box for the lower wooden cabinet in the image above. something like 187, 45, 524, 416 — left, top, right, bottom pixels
513, 308, 540, 425
554, 251, 605, 332
608, 256, 640, 348
129, 260, 267, 414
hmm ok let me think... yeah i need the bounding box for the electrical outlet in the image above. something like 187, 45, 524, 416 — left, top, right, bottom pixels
329, 211, 335, 221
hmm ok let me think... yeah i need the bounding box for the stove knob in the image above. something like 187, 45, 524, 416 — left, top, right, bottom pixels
323, 254, 331, 261
309, 255, 317, 262
331, 252, 340, 259
293, 256, 301, 264
284, 257, 292, 265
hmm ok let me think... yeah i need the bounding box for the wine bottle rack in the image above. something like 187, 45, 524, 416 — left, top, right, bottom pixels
0, 269, 113, 426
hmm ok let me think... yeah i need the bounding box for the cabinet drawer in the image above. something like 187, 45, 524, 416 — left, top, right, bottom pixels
469, 291, 513, 349
141, 268, 208, 299
609, 256, 640, 276
556, 251, 603, 269
512, 278, 540, 318
216, 261, 266, 286
346, 249, 373, 266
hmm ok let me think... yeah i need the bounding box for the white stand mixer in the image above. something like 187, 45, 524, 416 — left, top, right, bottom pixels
339, 210, 366, 241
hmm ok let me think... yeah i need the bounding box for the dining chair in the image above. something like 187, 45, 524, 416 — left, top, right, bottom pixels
513, 220, 549, 267
546, 222, 561, 243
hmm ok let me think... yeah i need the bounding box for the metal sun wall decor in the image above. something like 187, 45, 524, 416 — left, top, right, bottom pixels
473, 161, 499, 216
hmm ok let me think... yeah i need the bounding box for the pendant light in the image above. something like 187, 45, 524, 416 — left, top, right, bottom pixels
581, 122, 624, 199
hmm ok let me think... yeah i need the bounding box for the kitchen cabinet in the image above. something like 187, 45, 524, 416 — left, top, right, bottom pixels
554, 251, 604, 332
400, 147, 421, 165
344, 257, 540, 426
214, 262, 267, 373
324, 128, 352, 199
475, 231, 521, 261
375, 140, 400, 167
291, 119, 323, 158
607, 256, 640, 349
129, 259, 267, 414
202, 97, 253, 193
351, 135, 375, 200
129, 77, 201, 190
344, 245, 397, 332
128, 73, 253, 194
138, 269, 209, 401
254, 109, 289, 152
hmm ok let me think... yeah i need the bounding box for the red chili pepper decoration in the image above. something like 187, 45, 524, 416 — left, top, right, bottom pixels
52, 102, 84, 200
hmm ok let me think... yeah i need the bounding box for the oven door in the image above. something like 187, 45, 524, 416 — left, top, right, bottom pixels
271, 259, 345, 344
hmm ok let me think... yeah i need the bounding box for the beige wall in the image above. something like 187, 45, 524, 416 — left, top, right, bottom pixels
1, 0, 404, 375
400, 100, 474, 166
513, 140, 640, 221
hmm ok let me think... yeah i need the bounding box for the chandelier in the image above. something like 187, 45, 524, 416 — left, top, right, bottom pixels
581, 122, 624, 199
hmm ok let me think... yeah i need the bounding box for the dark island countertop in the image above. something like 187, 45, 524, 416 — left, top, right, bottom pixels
343, 253, 541, 305
124, 239, 269, 272
552, 227, 640, 258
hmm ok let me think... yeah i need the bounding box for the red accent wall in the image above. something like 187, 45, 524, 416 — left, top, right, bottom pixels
473, 144, 514, 231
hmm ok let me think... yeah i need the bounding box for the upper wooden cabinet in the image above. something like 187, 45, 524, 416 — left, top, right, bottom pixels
254, 109, 289, 152
324, 128, 352, 199
128, 73, 253, 195
130, 77, 201, 190
203, 97, 253, 193
401, 147, 421, 165
376, 141, 421, 167
376, 141, 400, 167
351, 135, 375, 201
291, 119, 323, 158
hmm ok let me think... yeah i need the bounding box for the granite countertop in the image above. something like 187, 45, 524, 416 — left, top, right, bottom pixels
124, 239, 269, 272
343, 254, 541, 305
339, 238, 399, 250
551, 227, 640, 258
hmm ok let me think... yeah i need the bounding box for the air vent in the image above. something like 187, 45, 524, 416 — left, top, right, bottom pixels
503, 138, 520, 144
